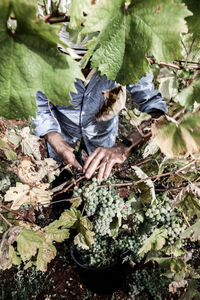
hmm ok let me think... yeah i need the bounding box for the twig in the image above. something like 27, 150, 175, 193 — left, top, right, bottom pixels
182, 212, 191, 228
187, 69, 200, 87
173, 108, 186, 120
56, 0, 61, 10
181, 40, 189, 57
147, 57, 200, 70
184, 39, 195, 67
97, 159, 196, 189
0, 212, 12, 227
53, 175, 86, 197
43, 0, 48, 15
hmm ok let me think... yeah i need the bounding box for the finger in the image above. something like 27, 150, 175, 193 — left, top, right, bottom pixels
83, 148, 101, 171
85, 151, 105, 179
97, 158, 107, 182
71, 158, 83, 171
103, 159, 115, 180
81, 149, 88, 163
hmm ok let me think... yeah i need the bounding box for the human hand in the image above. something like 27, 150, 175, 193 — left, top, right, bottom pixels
83, 145, 130, 182
45, 132, 82, 171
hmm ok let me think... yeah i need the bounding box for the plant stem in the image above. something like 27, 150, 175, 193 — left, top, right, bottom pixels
0, 212, 12, 227
182, 212, 191, 228
43, 0, 48, 15
97, 159, 196, 189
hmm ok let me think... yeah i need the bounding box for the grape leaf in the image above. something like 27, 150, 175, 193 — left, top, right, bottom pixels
175, 76, 200, 109
132, 166, 156, 203
158, 68, 178, 101
151, 257, 186, 274
152, 113, 200, 157
143, 138, 159, 159
0, 137, 17, 161
74, 216, 94, 249
184, 0, 200, 43
82, 0, 191, 84
96, 86, 126, 122
139, 227, 167, 257
4, 182, 52, 210
181, 219, 200, 241
0, 0, 84, 120
68, 0, 91, 29
0, 226, 23, 270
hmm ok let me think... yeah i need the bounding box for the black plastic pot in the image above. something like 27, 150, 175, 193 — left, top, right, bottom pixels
70, 244, 130, 294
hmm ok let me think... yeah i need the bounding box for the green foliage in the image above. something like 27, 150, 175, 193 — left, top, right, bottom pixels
0, 0, 83, 120
184, 0, 200, 43
81, 0, 191, 84
68, 0, 91, 29
139, 227, 167, 257
129, 269, 170, 300
181, 219, 200, 241
175, 74, 200, 108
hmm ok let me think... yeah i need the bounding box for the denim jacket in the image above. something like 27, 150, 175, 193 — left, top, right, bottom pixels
34, 72, 167, 164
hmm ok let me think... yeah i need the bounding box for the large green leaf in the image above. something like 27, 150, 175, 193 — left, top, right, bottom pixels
81, 0, 191, 84
184, 0, 200, 43
0, 0, 84, 120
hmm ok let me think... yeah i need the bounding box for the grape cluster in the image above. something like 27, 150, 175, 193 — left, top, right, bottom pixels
144, 197, 187, 244
73, 177, 99, 216
76, 232, 141, 267
94, 187, 124, 236
73, 176, 124, 236
129, 269, 170, 300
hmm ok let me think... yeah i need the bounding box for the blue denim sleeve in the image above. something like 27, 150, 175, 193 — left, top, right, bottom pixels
33, 91, 60, 137
126, 73, 167, 113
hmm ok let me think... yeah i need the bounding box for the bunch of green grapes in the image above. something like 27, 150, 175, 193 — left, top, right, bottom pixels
73, 176, 124, 236
76, 231, 141, 267
94, 187, 124, 236
129, 269, 170, 300
144, 197, 187, 243
73, 177, 99, 216
76, 234, 120, 267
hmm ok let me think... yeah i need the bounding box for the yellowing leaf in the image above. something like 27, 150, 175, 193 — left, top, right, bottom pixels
152, 113, 200, 157
0, 137, 17, 161
4, 182, 52, 210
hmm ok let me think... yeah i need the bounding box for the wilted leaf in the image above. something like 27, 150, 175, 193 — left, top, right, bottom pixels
69, 197, 82, 208
139, 227, 167, 257
158, 67, 178, 101
0, 137, 17, 161
0, 226, 23, 270
152, 113, 200, 157
159, 157, 189, 174
172, 183, 200, 210
36, 243, 56, 272
4, 182, 52, 210
74, 216, 94, 249
11, 158, 60, 186
143, 138, 159, 159
110, 215, 122, 238
122, 108, 151, 128
132, 166, 156, 203
96, 86, 126, 122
